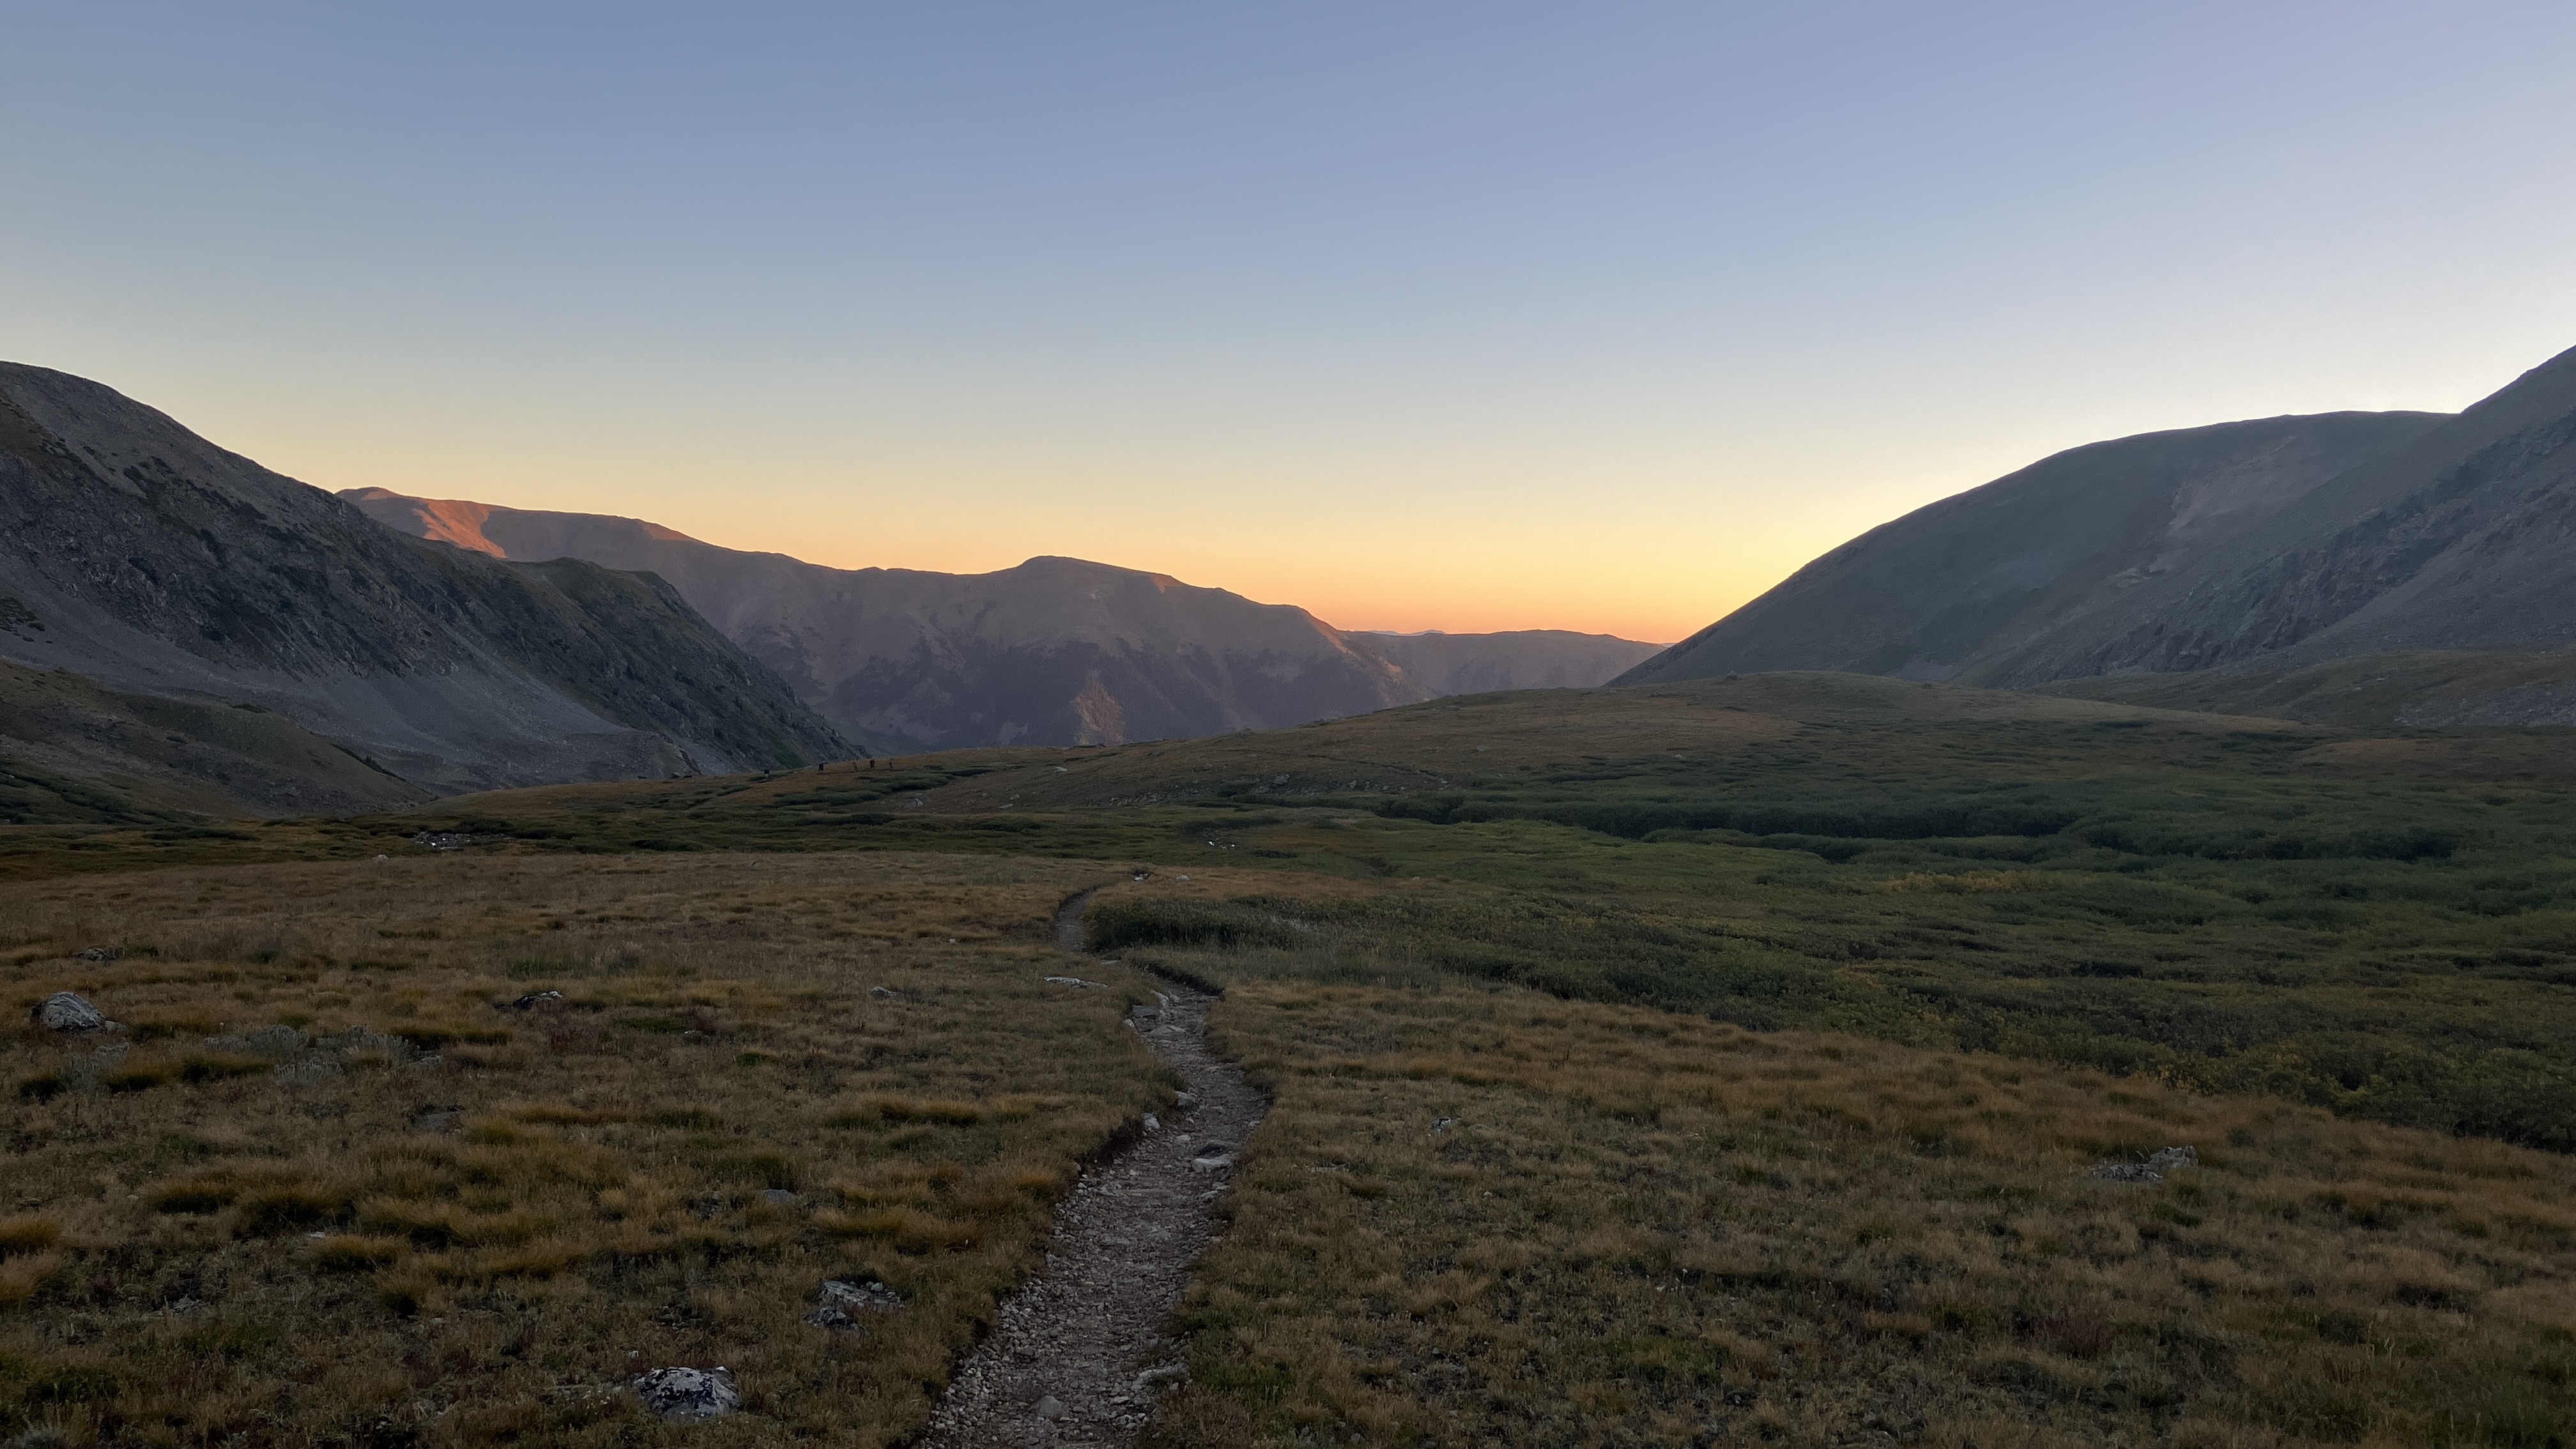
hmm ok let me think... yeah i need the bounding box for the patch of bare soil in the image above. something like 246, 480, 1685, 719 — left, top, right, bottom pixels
915, 893, 1266, 1447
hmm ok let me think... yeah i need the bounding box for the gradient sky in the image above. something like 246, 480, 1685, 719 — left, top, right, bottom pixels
6, 3, 2574, 643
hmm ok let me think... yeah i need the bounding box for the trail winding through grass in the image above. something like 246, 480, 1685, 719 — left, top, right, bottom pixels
916, 888, 1266, 1447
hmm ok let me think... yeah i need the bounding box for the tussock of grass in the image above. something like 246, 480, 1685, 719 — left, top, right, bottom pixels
1145, 982, 2576, 1447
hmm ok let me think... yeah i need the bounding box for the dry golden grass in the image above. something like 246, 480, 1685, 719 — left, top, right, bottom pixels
1149, 981, 2576, 1448
0, 852, 1176, 1447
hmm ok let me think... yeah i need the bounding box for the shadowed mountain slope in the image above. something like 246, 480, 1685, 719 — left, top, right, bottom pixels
0, 363, 846, 807
1624, 341, 2576, 722
1620, 410, 2447, 688
345, 490, 1662, 751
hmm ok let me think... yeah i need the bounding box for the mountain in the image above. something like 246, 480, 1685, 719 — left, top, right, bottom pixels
0, 362, 847, 809
1618, 410, 2448, 689
344, 490, 1664, 751
1625, 341, 2576, 714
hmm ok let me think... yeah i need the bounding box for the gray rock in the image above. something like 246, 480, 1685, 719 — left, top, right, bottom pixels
1190, 1143, 1236, 1173
759, 1189, 799, 1207
1033, 1395, 1066, 1420
509, 990, 564, 1010
1137, 1363, 1188, 1390
1043, 976, 1103, 989
868, 985, 902, 999
30, 992, 113, 1032
75, 947, 121, 962
2147, 1146, 2199, 1172
1142, 1114, 1161, 1132
1172, 1092, 1197, 1111
809, 1278, 903, 1326
633, 1366, 739, 1422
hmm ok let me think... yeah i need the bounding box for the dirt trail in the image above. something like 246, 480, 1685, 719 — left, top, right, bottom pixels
915, 889, 1266, 1447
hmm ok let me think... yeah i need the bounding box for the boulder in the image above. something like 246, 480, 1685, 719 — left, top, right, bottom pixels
632, 1366, 739, 1422
30, 992, 114, 1032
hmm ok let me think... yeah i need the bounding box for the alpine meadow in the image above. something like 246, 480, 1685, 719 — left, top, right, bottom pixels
13, 10, 2576, 1446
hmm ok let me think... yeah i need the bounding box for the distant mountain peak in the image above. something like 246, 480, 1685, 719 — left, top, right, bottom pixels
346, 489, 1665, 750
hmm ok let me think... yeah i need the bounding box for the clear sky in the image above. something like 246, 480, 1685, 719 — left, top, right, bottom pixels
5, 3, 2573, 643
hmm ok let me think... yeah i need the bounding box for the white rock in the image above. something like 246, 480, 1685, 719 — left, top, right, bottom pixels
31, 992, 114, 1032
632, 1366, 739, 1422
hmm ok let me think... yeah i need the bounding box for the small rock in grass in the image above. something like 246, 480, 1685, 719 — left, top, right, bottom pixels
75, 946, 122, 962
509, 990, 564, 1010
1043, 976, 1101, 989
2147, 1146, 2198, 1172
1033, 1395, 1066, 1420
1432, 1117, 1456, 1132
810, 1278, 903, 1322
868, 986, 901, 999
31, 992, 114, 1032
632, 1366, 739, 1422
1142, 1114, 1161, 1132
1173, 1092, 1197, 1111
759, 1188, 799, 1207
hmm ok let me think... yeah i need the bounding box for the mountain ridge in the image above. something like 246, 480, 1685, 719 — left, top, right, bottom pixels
1623, 341, 2576, 712
0, 362, 847, 808
344, 489, 1662, 750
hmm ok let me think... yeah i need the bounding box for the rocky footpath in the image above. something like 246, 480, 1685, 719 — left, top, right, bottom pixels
916, 897, 1266, 1448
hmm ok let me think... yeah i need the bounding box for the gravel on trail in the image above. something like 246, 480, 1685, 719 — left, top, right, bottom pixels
915, 890, 1268, 1448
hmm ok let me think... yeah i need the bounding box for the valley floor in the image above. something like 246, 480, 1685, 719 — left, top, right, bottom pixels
6, 675, 2576, 1446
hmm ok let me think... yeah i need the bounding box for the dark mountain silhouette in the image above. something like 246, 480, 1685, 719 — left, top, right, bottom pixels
344, 490, 1662, 751
0, 363, 846, 810
1621, 341, 2576, 721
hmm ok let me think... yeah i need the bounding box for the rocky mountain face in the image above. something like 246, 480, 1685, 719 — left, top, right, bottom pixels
345, 490, 1663, 751
1621, 340, 2576, 719
0, 363, 846, 809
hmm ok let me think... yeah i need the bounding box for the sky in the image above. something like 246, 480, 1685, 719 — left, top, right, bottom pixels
4, 3, 2575, 643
